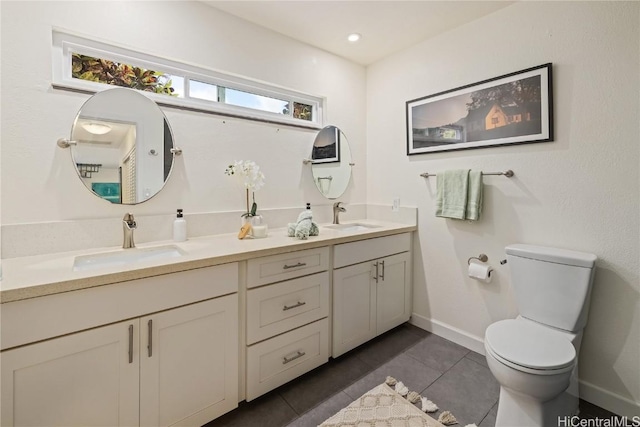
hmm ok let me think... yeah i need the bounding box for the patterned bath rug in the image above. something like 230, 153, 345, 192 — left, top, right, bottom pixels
319, 383, 446, 427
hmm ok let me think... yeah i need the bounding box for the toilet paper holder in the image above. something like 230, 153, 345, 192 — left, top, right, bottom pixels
467, 254, 489, 265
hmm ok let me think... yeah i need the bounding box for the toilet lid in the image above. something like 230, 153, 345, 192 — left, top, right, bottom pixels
485, 320, 576, 371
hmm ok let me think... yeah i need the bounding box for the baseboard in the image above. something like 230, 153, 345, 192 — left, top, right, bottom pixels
579, 379, 640, 418
409, 313, 485, 355
409, 313, 640, 418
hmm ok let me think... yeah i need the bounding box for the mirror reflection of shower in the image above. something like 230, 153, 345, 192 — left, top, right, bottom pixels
73, 118, 137, 203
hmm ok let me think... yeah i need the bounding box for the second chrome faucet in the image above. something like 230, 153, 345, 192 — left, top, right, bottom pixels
332, 202, 346, 224
122, 213, 137, 249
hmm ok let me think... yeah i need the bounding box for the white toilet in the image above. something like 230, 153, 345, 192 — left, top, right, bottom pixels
485, 244, 597, 427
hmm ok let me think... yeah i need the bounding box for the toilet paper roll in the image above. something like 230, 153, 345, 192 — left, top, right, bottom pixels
468, 262, 493, 283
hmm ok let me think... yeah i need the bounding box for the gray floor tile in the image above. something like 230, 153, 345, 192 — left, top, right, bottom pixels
422, 357, 500, 427
204, 324, 618, 427
203, 390, 297, 427
402, 322, 431, 338
343, 353, 442, 401
284, 392, 354, 427
466, 350, 489, 368
579, 399, 619, 419
479, 402, 498, 427
405, 332, 469, 373
351, 327, 425, 368
279, 352, 372, 414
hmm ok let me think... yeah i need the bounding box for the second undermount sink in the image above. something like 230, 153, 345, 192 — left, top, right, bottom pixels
324, 223, 382, 233
73, 245, 185, 272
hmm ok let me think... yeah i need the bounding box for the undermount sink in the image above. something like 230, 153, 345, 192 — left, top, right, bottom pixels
324, 223, 382, 233
73, 245, 185, 272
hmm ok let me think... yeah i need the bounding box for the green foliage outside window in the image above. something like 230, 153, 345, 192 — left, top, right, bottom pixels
293, 102, 313, 121
72, 54, 178, 96
283, 102, 313, 121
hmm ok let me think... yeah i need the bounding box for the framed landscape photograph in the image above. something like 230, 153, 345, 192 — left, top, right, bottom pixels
406, 63, 553, 155
312, 125, 341, 164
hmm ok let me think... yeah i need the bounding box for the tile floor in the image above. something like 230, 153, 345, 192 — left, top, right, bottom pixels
204, 323, 618, 427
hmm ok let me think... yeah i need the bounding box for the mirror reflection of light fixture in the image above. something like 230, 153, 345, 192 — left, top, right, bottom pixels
82, 122, 112, 135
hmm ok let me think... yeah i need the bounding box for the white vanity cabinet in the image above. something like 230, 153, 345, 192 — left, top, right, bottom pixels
332, 233, 412, 357
245, 247, 330, 401
1, 264, 239, 427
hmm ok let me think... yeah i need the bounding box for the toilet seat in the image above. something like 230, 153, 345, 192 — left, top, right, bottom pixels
485, 319, 576, 376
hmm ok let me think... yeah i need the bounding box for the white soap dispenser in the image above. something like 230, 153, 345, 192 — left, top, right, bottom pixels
173, 209, 187, 242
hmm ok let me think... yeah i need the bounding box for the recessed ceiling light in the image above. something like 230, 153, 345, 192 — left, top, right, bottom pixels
82, 122, 112, 135
347, 33, 361, 43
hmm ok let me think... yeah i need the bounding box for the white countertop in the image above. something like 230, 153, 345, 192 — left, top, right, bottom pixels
0, 220, 415, 303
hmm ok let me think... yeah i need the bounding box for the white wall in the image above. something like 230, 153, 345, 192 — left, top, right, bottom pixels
0, 0, 366, 225
366, 1, 639, 416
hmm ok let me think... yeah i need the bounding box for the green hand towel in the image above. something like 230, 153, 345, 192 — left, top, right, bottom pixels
465, 170, 483, 221
436, 169, 469, 219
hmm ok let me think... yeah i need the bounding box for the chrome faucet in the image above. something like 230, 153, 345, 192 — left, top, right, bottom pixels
332, 202, 346, 224
122, 213, 137, 249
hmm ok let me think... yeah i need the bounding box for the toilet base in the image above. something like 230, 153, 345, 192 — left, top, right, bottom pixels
495, 386, 578, 427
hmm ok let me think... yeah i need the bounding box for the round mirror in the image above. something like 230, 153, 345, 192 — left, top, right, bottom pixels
69, 88, 175, 204
310, 126, 353, 199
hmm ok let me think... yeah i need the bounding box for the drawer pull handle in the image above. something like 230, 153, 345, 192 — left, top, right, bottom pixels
283, 262, 307, 270
283, 301, 306, 311
282, 350, 306, 364
147, 319, 153, 358
128, 324, 134, 364
380, 260, 385, 281
373, 261, 379, 283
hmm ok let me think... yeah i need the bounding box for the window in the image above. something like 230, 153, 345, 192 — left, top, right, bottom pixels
72, 54, 183, 97
53, 30, 324, 129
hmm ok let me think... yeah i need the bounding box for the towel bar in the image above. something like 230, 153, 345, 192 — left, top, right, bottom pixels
420, 169, 514, 178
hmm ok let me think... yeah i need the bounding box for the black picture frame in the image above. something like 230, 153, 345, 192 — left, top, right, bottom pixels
406, 63, 553, 155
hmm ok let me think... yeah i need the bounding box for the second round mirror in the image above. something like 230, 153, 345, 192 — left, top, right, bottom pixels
311, 126, 353, 199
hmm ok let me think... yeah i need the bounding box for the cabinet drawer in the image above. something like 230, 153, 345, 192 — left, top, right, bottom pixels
247, 272, 329, 345
246, 318, 329, 401
334, 233, 411, 268
247, 247, 329, 288
1, 263, 239, 351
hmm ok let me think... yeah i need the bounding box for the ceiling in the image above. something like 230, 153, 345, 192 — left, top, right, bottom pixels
202, 1, 513, 65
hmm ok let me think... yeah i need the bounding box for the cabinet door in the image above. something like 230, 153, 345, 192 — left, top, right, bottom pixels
376, 252, 411, 335
1, 321, 139, 427
140, 294, 238, 427
332, 262, 377, 357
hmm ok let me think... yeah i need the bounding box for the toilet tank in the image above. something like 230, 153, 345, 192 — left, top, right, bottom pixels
506, 244, 597, 332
